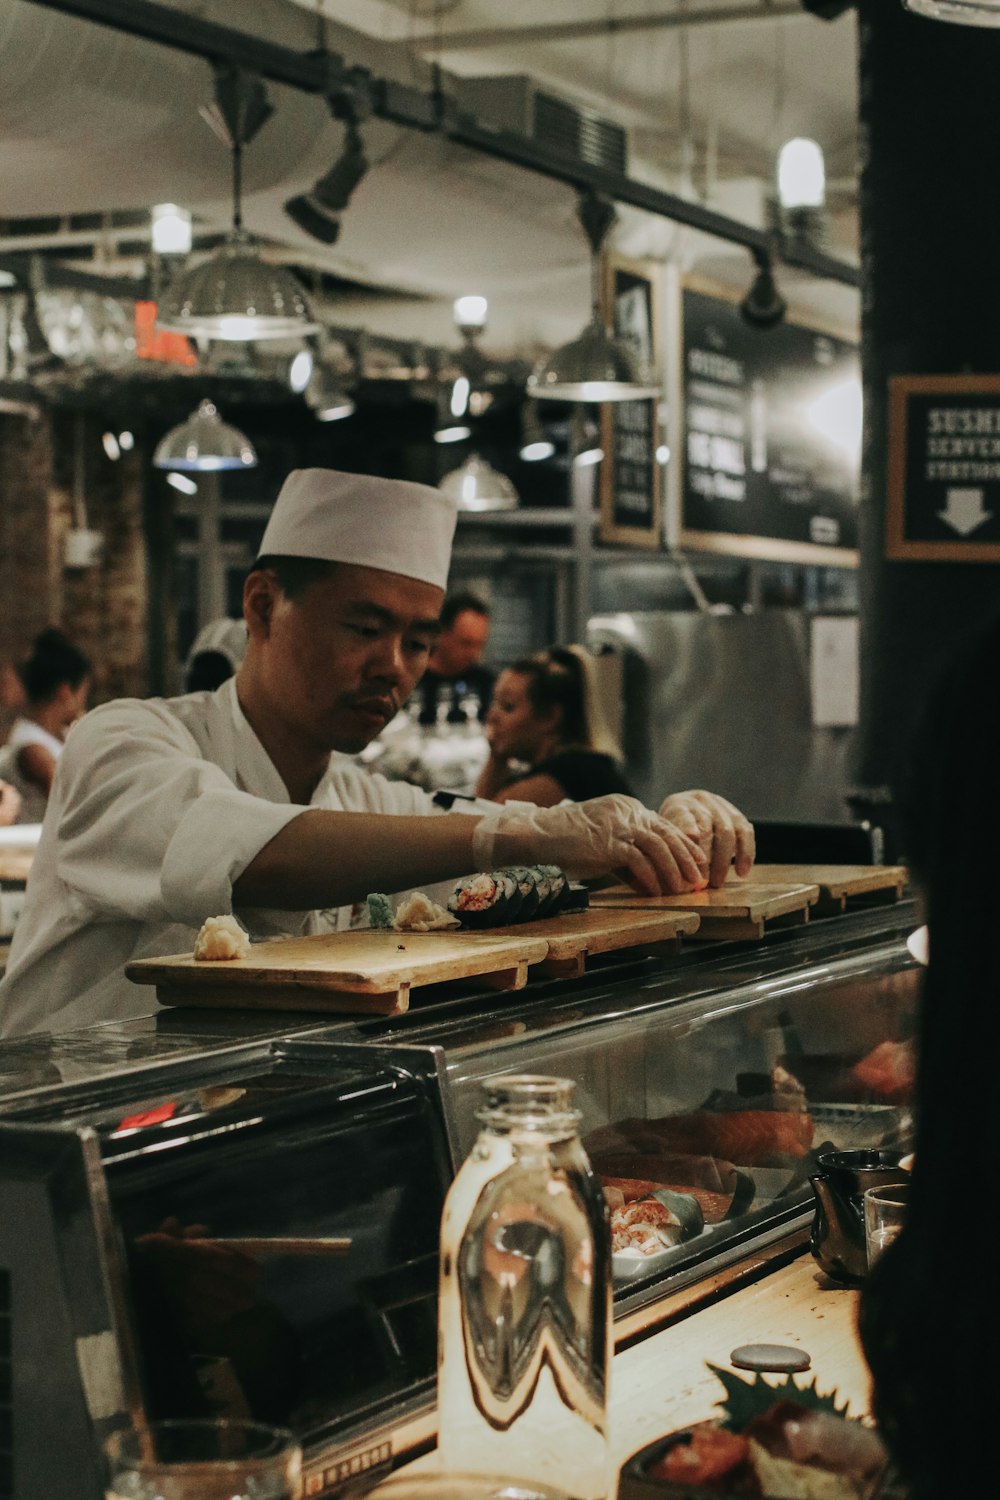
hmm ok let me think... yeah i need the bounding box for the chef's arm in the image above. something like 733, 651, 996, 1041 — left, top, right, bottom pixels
234, 793, 711, 909
233, 808, 482, 910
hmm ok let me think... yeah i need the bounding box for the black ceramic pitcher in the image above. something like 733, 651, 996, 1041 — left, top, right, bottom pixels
808, 1148, 910, 1285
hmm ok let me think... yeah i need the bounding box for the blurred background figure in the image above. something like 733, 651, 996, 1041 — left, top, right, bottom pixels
0, 628, 91, 824
475, 645, 633, 805
858, 614, 999, 1500
184, 617, 248, 693
413, 590, 494, 726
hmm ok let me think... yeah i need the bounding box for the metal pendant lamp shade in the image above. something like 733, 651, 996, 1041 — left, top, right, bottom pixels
439, 453, 519, 512
157, 229, 319, 342
153, 398, 257, 471
527, 192, 660, 403
528, 312, 659, 402
902, 0, 1000, 21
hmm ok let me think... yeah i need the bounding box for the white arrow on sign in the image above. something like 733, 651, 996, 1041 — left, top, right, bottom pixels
938, 487, 993, 536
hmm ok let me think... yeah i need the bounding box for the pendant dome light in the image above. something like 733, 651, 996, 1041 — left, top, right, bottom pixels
153, 399, 257, 471
157, 67, 319, 342
528, 193, 660, 403
902, 0, 1000, 20
439, 454, 519, 512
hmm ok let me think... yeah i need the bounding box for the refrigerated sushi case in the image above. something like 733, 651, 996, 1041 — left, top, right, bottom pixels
333, 898, 920, 1326
0, 899, 921, 1500
0, 1037, 453, 1500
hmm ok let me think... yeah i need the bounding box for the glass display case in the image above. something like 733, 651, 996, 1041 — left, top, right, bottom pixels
0, 899, 921, 1499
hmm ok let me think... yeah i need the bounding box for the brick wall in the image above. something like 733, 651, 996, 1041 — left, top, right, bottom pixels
0, 406, 151, 740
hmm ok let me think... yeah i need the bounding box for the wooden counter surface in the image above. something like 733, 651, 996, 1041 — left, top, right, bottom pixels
394, 1247, 870, 1482
609, 1251, 870, 1467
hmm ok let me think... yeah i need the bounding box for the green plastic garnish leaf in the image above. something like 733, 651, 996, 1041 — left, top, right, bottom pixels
706, 1362, 852, 1432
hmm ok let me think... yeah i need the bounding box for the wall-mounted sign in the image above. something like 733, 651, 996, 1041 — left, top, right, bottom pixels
886, 373, 1000, 561
598, 252, 661, 549
676, 280, 860, 567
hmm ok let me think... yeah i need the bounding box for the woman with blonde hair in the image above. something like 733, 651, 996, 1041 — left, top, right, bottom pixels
475, 644, 632, 805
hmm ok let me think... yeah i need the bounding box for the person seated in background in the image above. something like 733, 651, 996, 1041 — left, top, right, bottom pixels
857, 615, 999, 1500
413, 590, 493, 724
0, 628, 91, 824
476, 645, 634, 804
184, 617, 248, 693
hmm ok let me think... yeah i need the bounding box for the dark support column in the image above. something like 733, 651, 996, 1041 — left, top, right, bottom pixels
856, 3, 1000, 834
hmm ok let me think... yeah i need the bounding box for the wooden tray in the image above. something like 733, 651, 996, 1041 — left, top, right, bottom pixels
589, 880, 819, 941
0, 850, 34, 883
479, 907, 701, 979
748, 863, 908, 914
127, 929, 551, 1017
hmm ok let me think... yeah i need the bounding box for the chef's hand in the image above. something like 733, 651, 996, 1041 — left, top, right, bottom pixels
472, 793, 710, 895
0, 780, 21, 827
657, 790, 755, 888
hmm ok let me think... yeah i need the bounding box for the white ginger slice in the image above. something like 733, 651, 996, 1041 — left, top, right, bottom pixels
193, 914, 251, 961
394, 891, 460, 932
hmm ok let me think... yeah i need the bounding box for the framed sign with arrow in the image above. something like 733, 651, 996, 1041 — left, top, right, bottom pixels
886, 373, 1000, 561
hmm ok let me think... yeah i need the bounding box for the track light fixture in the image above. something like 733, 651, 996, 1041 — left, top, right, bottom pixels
285, 90, 370, 245
740, 249, 787, 331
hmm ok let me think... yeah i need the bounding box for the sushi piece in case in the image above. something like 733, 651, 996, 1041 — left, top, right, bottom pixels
503, 866, 542, 921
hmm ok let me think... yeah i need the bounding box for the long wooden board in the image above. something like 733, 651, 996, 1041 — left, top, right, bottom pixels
0, 850, 33, 883
127, 929, 551, 1017
748, 863, 908, 914
481, 907, 701, 979
589, 880, 819, 940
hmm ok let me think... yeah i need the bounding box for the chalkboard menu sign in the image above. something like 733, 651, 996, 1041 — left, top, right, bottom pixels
886, 373, 1000, 561
599, 252, 661, 548
678, 281, 860, 566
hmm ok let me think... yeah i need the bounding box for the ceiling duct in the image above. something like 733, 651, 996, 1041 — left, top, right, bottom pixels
453, 76, 628, 176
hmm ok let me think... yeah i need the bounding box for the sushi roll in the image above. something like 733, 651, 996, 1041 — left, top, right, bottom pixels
534, 864, 568, 917
502, 866, 540, 922
562, 881, 590, 914
447, 870, 519, 928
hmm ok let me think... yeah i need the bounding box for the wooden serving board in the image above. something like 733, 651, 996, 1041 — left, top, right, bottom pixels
589, 880, 819, 941
126, 929, 551, 1017
0, 850, 33, 883
748, 863, 908, 914
477, 907, 702, 979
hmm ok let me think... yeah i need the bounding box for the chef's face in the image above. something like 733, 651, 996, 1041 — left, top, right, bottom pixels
485, 668, 555, 762
248, 562, 443, 754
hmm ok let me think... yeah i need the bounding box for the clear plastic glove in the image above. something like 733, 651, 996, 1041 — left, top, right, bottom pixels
657, 789, 755, 888
472, 793, 710, 895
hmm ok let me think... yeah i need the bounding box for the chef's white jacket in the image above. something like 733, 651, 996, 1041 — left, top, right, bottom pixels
0, 679, 468, 1039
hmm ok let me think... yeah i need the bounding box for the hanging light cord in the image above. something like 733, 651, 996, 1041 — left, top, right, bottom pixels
231, 140, 244, 232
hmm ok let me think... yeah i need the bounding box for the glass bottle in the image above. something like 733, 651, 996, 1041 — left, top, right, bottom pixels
437, 1075, 612, 1500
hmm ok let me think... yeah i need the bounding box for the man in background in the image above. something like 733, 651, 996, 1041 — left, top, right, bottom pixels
414, 590, 493, 724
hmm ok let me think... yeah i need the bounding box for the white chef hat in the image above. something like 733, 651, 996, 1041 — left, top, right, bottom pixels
257, 468, 458, 590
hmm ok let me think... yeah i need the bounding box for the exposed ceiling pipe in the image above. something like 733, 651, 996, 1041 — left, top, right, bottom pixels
21, 0, 859, 289
406, 2, 805, 52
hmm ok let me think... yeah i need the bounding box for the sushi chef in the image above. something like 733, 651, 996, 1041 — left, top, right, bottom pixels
0, 468, 754, 1038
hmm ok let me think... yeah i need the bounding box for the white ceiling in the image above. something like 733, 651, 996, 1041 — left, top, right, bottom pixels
0, 0, 862, 353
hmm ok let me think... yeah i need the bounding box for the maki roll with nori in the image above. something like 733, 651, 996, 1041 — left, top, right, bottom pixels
447, 870, 519, 928
503, 865, 541, 921
533, 864, 568, 916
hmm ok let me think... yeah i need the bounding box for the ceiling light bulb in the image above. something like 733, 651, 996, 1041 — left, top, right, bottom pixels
166, 472, 199, 495
0, 270, 17, 288
118, 430, 135, 451
450, 376, 471, 418
520, 439, 556, 462
289, 349, 314, 393
902, 0, 1000, 20
453, 295, 488, 330
151, 203, 193, 256
102, 432, 121, 461
573, 446, 604, 467
777, 138, 826, 209
434, 424, 472, 444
